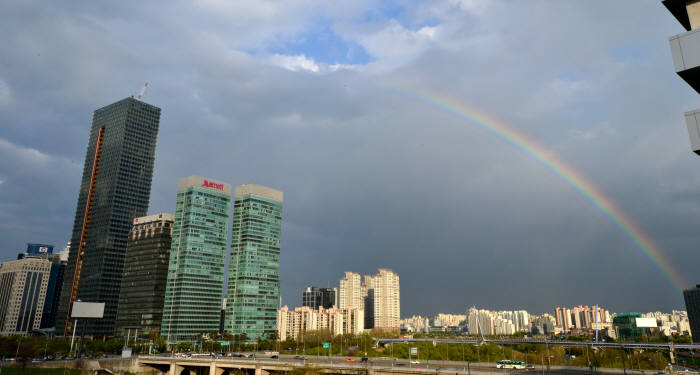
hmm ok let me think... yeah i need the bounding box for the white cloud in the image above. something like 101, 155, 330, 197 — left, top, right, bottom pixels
341, 20, 440, 72
0, 138, 51, 165
268, 54, 361, 74
269, 54, 320, 73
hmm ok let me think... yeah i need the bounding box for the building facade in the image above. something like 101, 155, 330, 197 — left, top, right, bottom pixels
276, 305, 364, 341
664, 1, 700, 342
115, 213, 174, 338
338, 272, 363, 310
613, 313, 644, 340
302, 286, 337, 310
684, 285, 700, 342
40, 253, 66, 330
226, 184, 283, 342
0, 257, 52, 335
363, 269, 400, 330
56, 97, 161, 337
554, 305, 609, 332
161, 176, 231, 344
16, 244, 66, 330
663, 0, 700, 154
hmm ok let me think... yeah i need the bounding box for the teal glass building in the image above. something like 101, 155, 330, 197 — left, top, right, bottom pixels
161, 176, 231, 344
226, 184, 283, 342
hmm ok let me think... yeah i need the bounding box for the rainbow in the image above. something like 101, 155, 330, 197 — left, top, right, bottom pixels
385, 83, 688, 291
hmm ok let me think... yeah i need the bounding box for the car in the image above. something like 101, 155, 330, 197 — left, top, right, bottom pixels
410, 360, 420, 364
271, 355, 279, 359
345, 358, 356, 362
361, 357, 369, 362
526, 364, 535, 369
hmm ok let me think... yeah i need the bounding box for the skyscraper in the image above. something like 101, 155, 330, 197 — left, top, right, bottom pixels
0, 257, 52, 335
16, 244, 67, 330
115, 213, 174, 338
56, 97, 161, 337
226, 184, 283, 342
161, 176, 231, 344
15, 244, 66, 330
683, 285, 700, 342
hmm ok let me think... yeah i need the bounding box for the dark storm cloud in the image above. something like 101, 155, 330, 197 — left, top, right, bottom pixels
1, 0, 697, 318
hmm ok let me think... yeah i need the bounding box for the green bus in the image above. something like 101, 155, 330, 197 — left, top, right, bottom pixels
496, 360, 526, 369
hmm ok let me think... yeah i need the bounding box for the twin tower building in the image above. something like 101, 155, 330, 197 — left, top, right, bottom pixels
55, 97, 282, 343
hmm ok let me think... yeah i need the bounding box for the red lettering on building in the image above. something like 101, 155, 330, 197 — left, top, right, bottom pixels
202, 180, 224, 190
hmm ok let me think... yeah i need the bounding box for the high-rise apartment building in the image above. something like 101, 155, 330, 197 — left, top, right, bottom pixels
363, 269, 400, 330
161, 176, 231, 344
683, 285, 700, 342
226, 184, 283, 342
302, 286, 337, 310
338, 269, 400, 331
115, 213, 174, 338
664, 0, 700, 154
664, 1, 700, 342
339, 272, 363, 310
0, 257, 52, 335
276, 305, 364, 341
56, 97, 161, 336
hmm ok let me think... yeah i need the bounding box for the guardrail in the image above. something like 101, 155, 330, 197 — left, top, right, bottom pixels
375, 338, 700, 350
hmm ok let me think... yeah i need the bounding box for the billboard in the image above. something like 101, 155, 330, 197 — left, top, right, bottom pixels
26, 243, 54, 254
71, 302, 105, 318
635, 317, 658, 328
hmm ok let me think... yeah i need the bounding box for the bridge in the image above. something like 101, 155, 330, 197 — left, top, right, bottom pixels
137, 355, 690, 375
138, 356, 474, 375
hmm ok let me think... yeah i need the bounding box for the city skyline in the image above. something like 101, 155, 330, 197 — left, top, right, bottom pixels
2, 1, 700, 317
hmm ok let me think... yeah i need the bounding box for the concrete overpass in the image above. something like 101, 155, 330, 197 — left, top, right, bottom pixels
139, 356, 459, 375
137, 355, 687, 375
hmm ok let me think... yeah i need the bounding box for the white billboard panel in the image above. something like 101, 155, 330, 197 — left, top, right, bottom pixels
635, 317, 657, 328
71, 302, 105, 318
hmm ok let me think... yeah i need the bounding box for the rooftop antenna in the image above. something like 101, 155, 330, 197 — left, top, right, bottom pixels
131, 82, 148, 100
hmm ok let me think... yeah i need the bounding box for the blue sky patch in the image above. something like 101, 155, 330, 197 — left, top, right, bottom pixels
269, 21, 372, 66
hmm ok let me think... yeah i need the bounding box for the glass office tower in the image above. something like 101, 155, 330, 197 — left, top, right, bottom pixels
226, 184, 283, 342
115, 213, 174, 338
161, 176, 231, 344
56, 97, 161, 337
684, 285, 700, 342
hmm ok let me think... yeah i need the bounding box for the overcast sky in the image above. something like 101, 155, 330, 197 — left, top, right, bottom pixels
1, 0, 699, 317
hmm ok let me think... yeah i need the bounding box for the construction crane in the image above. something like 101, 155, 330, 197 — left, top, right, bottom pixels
131, 82, 148, 100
